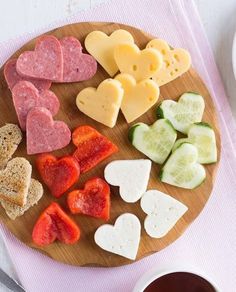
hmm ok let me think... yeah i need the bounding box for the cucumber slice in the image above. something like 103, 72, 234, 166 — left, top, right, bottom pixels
172, 122, 217, 164
160, 142, 206, 189
129, 119, 177, 164
157, 92, 205, 134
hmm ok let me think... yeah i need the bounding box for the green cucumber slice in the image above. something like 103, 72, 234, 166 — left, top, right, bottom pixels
129, 119, 177, 164
172, 122, 217, 164
160, 142, 206, 189
157, 92, 205, 134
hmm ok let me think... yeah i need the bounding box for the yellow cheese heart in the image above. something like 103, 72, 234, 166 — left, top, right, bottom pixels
85, 29, 134, 77
146, 39, 191, 86
76, 78, 124, 128
115, 73, 159, 123
114, 43, 163, 81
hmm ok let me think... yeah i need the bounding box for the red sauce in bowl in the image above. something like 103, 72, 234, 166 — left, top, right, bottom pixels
144, 272, 216, 292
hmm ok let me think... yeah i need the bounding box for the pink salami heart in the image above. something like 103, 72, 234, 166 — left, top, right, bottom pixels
4, 59, 52, 91
12, 81, 60, 131
16, 35, 63, 81
26, 107, 71, 155
60, 37, 97, 82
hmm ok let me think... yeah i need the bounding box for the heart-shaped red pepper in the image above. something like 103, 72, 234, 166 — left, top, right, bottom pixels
36, 153, 80, 198
67, 177, 110, 221
72, 125, 118, 173
32, 202, 80, 246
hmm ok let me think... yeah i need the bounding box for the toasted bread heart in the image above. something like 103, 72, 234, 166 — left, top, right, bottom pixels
0, 124, 22, 169
1, 179, 43, 220
0, 157, 32, 206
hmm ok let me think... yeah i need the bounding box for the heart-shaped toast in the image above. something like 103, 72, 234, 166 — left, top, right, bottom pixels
0, 124, 22, 168
157, 92, 205, 134
141, 190, 188, 238
32, 202, 80, 246
85, 29, 134, 76
114, 43, 162, 81
76, 78, 124, 128
4, 59, 51, 91
160, 143, 206, 189
26, 107, 71, 155
36, 154, 80, 198
1, 179, 43, 220
12, 81, 60, 130
104, 159, 151, 203
60, 36, 97, 82
173, 122, 217, 164
129, 119, 177, 164
94, 213, 141, 260
0, 157, 32, 206
115, 73, 159, 123
67, 177, 110, 220
146, 39, 191, 86
72, 126, 118, 173
16, 35, 63, 81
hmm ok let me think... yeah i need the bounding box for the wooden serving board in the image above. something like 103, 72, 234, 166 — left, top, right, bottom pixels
0, 22, 221, 267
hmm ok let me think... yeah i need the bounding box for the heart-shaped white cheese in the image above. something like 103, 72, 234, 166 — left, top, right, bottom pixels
141, 190, 188, 238
104, 159, 151, 203
94, 213, 141, 260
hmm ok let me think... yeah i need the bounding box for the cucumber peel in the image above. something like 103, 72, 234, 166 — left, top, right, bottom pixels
172, 122, 217, 164
157, 92, 205, 134
160, 142, 206, 189
129, 119, 177, 164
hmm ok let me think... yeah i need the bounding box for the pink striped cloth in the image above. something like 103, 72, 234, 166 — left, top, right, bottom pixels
0, 1, 236, 291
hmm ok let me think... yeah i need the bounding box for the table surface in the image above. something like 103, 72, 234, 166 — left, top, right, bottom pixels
0, 0, 236, 291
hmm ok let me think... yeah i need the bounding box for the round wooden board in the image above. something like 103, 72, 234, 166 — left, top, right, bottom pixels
0, 22, 221, 267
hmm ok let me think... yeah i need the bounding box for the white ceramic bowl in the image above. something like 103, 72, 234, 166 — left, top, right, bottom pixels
233, 31, 236, 79
132, 266, 220, 292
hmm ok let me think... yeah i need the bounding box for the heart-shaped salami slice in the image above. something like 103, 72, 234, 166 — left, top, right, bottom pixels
16, 35, 63, 81
26, 107, 71, 155
4, 59, 51, 91
60, 37, 97, 82
12, 81, 60, 130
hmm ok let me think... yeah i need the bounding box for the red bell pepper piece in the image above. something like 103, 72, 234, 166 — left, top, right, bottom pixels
72, 125, 118, 173
36, 153, 80, 198
32, 202, 80, 246
67, 177, 110, 221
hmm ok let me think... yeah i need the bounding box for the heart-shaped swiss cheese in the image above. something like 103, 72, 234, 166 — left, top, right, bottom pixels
115, 73, 159, 123
76, 78, 124, 128
146, 39, 191, 86
114, 43, 163, 81
85, 29, 134, 76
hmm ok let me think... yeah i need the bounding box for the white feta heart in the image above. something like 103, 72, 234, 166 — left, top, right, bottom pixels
104, 159, 151, 203
94, 213, 141, 260
141, 190, 188, 238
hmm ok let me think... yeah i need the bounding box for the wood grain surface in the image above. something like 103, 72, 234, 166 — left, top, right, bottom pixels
0, 22, 221, 267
